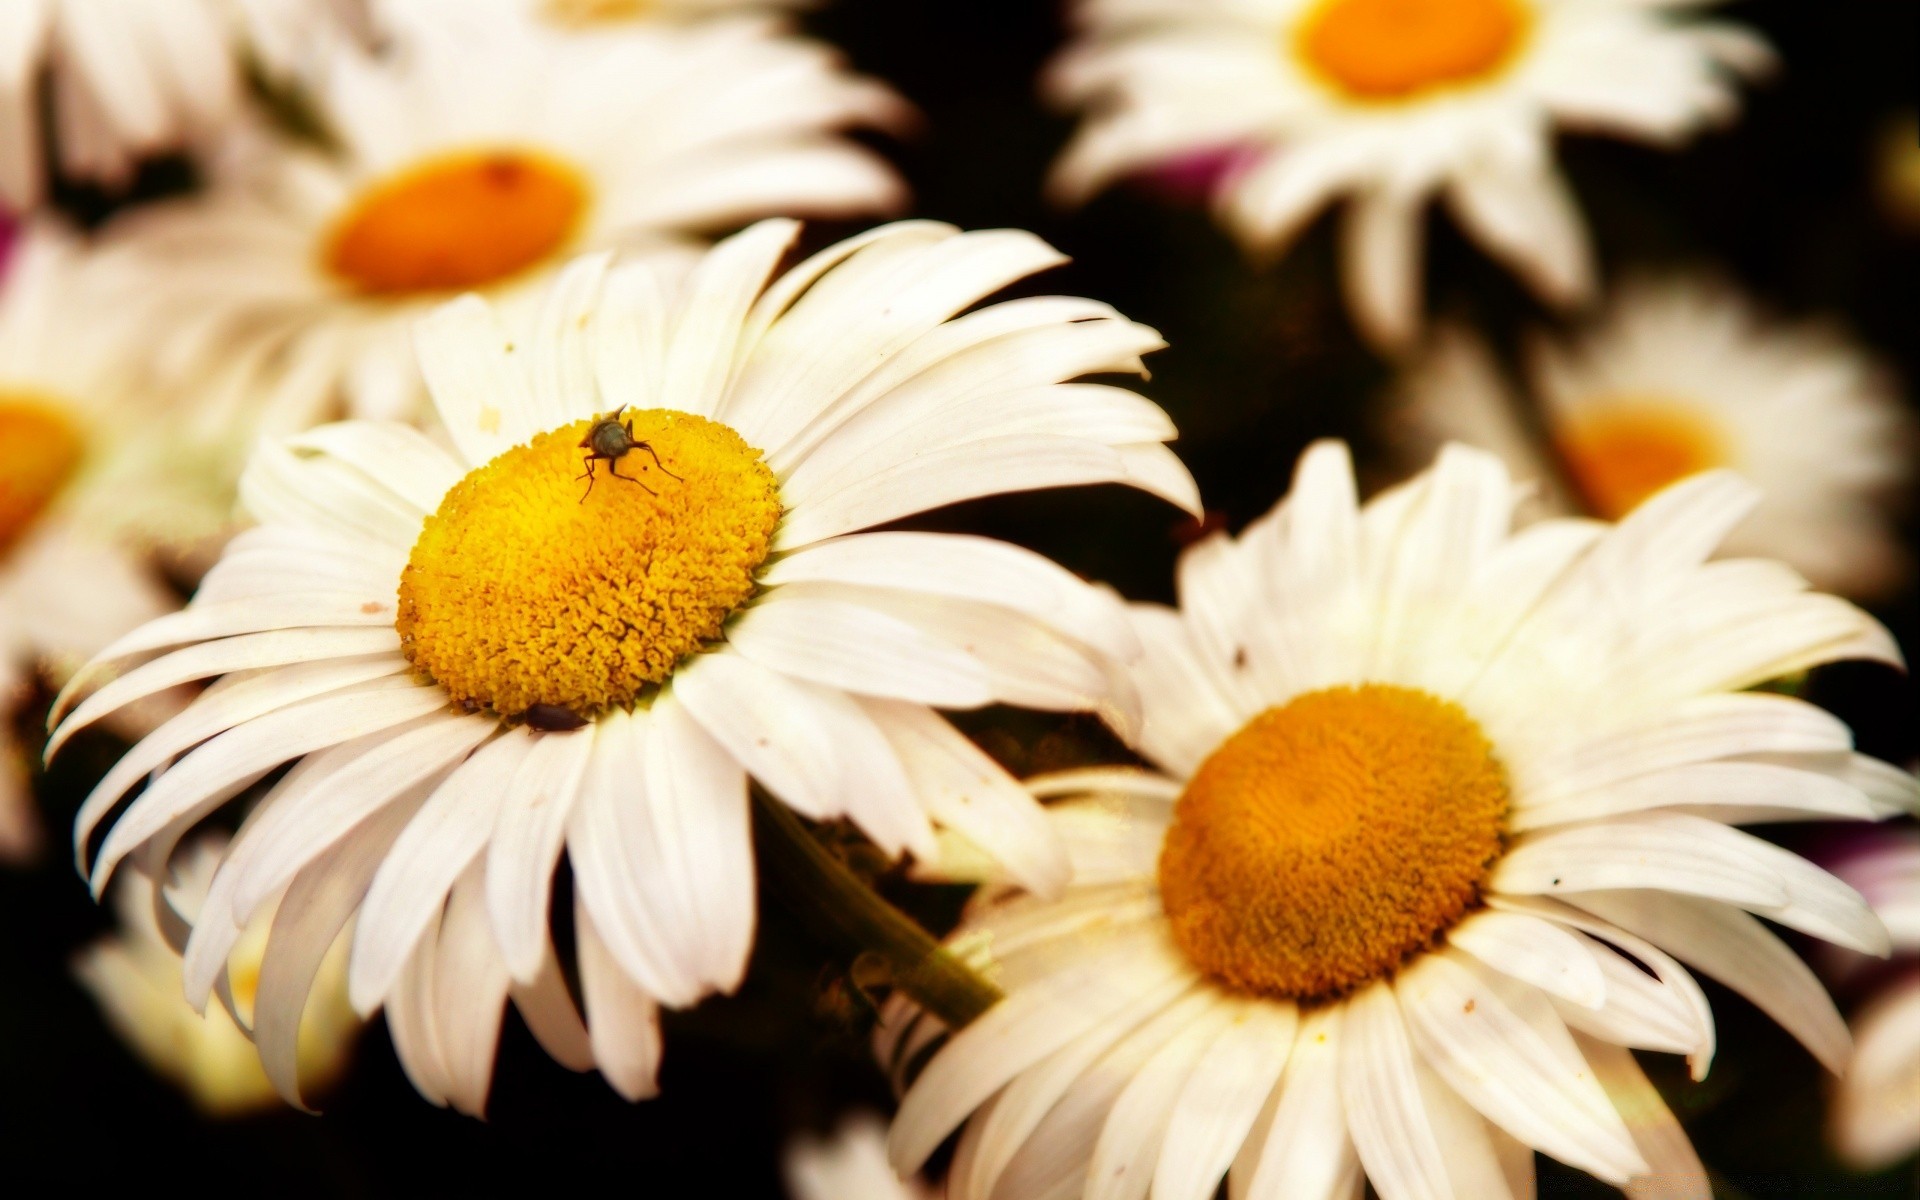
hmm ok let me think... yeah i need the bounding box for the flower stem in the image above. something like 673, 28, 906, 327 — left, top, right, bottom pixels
752, 790, 1002, 1029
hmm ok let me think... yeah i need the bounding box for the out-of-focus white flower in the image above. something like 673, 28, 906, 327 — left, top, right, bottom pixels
75, 833, 361, 1115
0, 224, 225, 864
1047, 0, 1772, 349
88, 10, 909, 442
1823, 827, 1920, 1172
53, 220, 1199, 1115
1393, 278, 1913, 598
0, 0, 367, 211
884, 441, 1910, 1200
786, 1114, 938, 1200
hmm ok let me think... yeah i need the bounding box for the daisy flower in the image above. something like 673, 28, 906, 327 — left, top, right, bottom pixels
786, 1114, 938, 1200
89, 10, 908, 434
0, 224, 215, 863
1823, 826, 1920, 1172
0, 0, 237, 210
0, 0, 361, 210
53, 218, 1201, 1113
884, 440, 1913, 1200
1046, 0, 1773, 349
75, 832, 361, 1115
1393, 277, 1913, 597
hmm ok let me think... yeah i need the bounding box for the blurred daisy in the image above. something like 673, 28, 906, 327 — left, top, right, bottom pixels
786, 1114, 937, 1200
91, 11, 908, 434
54, 219, 1200, 1113
0, 0, 362, 211
1395, 278, 1913, 598
1824, 827, 1920, 1172
1046, 0, 1772, 348
0, 224, 210, 863
885, 441, 1912, 1200
0, 0, 237, 210
76, 832, 360, 1115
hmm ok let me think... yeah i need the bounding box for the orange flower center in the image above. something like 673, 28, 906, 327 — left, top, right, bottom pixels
1295, 0, 1530, 102
1158, 684, 1508, 1001
1556, 399, 1729, 520
0, 398, 83, 557
323, 149, 589, 296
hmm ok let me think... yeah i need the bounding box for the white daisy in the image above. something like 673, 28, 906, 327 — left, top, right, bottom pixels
786, 1114, 938, 1200
883, 440, 1914, 1200
1393, 278, 1914, 597
0, 0, 362, 210
0, 0, 236, 209
53, 218, 1201, 1114
88, 10, 908, 435
1046, 0, 1773, 349
1824, 827, 1920, 1172
75, 832, 361, 1115
0, 224, 215, 863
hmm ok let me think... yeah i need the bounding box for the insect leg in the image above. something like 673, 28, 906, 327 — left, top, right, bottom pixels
608, 459, 659, 496
637, 442, 683, 481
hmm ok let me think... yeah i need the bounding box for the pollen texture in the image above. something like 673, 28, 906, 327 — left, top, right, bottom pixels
1556, 399, 1729, 520
1296, 0, 1530, 101
1158, 684, 1508, 1001
323, 149, 588, 295
396, 410, 780, 719
0, 398, 83, 556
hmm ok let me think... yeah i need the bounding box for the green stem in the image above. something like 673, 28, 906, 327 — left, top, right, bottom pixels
753, 790, 1002, 1029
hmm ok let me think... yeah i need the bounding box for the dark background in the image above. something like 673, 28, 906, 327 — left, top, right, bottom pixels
5, 1, 1918, 1194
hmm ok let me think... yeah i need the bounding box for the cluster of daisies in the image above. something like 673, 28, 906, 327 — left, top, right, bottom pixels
1, 0, 1915, 1194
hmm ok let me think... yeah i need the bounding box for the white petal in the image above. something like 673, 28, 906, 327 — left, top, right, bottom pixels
256, 785, 420, 1107
1153, 999, 1298, 1200
1339, 981, 1452, 1200
1085, 997, 1239, 1200
427, 862, 514, 1117
350, 730, 530, 1014
1240, 1006, 1364, 1200
1395, 952, 1647, 1184
861, 699, 1069, 899
485, 727, 595, 984
1447, 908, 1607, 1009
1576, 1036, 1711, 1200
727, 590, 996, 708
761, 532, 1138, 664
1341, 190, 1425, 351
889, 928, 1192, 1175
90, 680, 449, 896
415, 293, 539, 466
1493, 812, 1790, 910
1568, 891, 1851, 1073
574, 896, 664, 1101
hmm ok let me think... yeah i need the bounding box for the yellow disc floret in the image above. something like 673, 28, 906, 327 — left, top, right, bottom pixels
0, 397, 83, 557
1556, 398, 1730, 520
1159, 684, 1508, 1001
1296, 0, 1530, 102
323, 149, 589, 296
544, 0, 653, 23
396, 410, 780, 719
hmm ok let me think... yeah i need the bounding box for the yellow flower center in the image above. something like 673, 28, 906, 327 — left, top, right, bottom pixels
323, 149, 589, 296
0, 398, 83, 557
1556, 399, 1729, 520
543, 0, 653, 23
1158, 684, 1508, 1001
1295, 0, 1530, 102
396, 411, 781, 720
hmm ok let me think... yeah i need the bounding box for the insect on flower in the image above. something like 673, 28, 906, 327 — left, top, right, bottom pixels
577, 406, 683, 502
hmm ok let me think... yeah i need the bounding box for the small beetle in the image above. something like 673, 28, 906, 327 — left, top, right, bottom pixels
522, 703, 588, 732
577, 406, 682, 502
